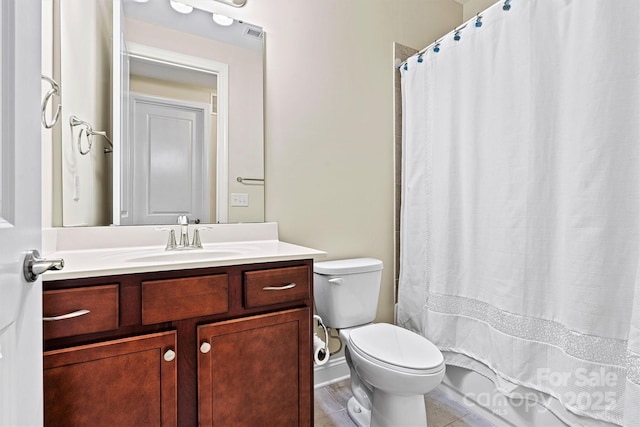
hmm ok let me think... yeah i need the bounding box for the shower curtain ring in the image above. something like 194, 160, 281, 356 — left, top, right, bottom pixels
475, 14, 483, 27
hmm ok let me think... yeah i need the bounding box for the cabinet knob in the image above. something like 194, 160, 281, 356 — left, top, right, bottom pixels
164, 349, 176, 362
200, 342, 211, 354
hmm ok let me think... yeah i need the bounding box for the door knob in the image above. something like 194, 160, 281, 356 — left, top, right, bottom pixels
23, 250, 64, 282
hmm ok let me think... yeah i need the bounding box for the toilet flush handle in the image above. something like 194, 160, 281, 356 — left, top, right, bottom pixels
328, 277, 343, 285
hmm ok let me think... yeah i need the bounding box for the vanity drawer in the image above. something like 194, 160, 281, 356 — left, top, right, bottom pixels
43, 285, 119, 340
243, 266, 310, 308
141, 274, 228, 324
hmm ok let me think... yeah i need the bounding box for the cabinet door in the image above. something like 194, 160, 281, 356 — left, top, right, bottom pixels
44, 331, 177, 427
198, 308, 311, 427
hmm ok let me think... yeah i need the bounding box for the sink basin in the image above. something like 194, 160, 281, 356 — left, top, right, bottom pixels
126, 249, 245, 263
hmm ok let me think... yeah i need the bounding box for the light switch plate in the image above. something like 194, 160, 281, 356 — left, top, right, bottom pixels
231, 193, 249, 207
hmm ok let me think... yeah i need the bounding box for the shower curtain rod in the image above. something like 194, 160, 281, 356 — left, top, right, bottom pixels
397, 0, 513, 70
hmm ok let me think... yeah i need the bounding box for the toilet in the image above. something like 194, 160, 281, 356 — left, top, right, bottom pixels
314, 258, 445, 427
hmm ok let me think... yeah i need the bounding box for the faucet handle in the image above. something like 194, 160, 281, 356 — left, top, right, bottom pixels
191, 227, 212, 249
166, 229, 177, 250
155, 227, 177, 250
191, 229, 202, 249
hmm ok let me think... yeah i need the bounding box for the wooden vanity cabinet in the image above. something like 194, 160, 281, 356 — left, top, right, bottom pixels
44, 331, 178, 427
43, 259, 313, 427
198, 308, 311, 426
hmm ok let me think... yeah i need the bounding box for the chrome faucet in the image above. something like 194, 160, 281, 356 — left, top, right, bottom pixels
162, 215, 205, 250
177, 215, 190, 247
157, 216, 208, 251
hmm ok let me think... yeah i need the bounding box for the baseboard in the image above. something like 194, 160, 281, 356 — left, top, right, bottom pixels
313, 355, 349, 389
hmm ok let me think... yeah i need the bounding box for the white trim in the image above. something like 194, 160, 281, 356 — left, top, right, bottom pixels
0, 0, 11, 227
0, 0, 3, 225
112, 0, 121, 224
314, 355, 350, 389
124, 42, 229, 223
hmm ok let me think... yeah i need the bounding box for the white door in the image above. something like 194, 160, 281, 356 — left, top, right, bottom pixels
0, 1, 44, 425
129, 94, 210, 224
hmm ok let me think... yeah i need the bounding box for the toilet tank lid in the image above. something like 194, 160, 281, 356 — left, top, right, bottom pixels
313, 258, 383, 275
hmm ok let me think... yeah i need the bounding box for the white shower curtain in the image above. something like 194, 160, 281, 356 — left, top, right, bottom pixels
398, 1, 640, 425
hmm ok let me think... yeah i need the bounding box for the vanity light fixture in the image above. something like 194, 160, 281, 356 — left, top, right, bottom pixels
169, 0, 194, 14
132, 0, 150, 3
212, 13, 234, 26
212, 0, 247, 7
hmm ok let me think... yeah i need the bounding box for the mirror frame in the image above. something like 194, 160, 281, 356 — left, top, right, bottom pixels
112, 14, 230, 224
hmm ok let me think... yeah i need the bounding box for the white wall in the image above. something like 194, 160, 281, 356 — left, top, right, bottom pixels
58, 0, 112, 226
462, 0, 499, 20
204, 0, 462, 323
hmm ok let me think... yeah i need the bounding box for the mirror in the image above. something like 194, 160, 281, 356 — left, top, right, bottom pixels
42, 0, 264, 227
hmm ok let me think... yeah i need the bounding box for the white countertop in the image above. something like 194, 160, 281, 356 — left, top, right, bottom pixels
42, 223, 327, 281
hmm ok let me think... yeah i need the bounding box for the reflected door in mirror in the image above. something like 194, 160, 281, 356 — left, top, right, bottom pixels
126, 94, 210, 224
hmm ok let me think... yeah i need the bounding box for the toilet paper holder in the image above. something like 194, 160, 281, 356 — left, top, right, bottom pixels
313, 314, 330, 364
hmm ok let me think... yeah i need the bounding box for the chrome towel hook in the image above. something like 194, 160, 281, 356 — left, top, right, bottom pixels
41, 75, 62, 129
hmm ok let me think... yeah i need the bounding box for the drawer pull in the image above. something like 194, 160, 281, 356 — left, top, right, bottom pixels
262, 283, 296, 291
43, 309, 90, 322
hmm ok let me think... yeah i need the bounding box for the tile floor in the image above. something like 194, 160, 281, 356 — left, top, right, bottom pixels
314, 379, 495, 427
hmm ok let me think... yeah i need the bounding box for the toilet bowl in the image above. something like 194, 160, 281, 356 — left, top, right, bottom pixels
313, 258, 445, 427
340, 324, 445, 427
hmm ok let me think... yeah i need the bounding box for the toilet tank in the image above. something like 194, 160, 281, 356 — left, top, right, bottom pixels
313, 258, 383, 329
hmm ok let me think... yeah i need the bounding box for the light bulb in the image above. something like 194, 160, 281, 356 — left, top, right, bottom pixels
212, 14, 234, 26
169, 1, 193, 14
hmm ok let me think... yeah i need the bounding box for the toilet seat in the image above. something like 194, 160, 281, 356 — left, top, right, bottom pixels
348, 323, 444, 375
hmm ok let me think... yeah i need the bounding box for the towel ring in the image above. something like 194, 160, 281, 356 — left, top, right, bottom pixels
70, 115, 113, 155
77, 127, 93, 156
41, 75, 62, 129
